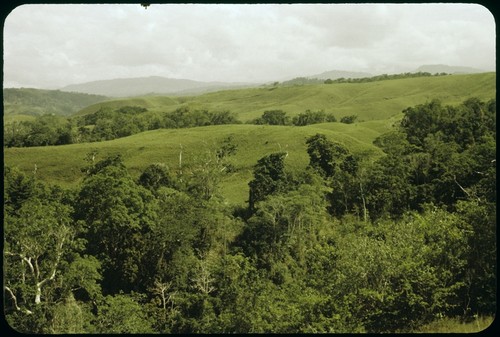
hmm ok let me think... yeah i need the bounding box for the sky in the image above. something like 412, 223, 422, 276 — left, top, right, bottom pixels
2, 3, 496, 89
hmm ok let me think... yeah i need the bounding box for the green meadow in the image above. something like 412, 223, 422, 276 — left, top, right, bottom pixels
4, 72, 496, 205
75, 73, 496, 122
4, 122, 387, 205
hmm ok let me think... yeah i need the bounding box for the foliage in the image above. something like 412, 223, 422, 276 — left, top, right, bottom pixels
74, 155, 157, 293
3, 96, 496, 333
248, 152, 289, 212
95, 293, 154, 333
340, 114, 358, 124
4, 105, 241, 147
3, 87, 108, 117
252, 109, 290, 125
292, 109, 337, 126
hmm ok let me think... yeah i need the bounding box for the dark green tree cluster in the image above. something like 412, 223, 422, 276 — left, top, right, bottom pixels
325, 71, 449, 84
251, 110, 290, 125
340, 114, 358, 124
251, 109, 337, 126
4, 115, 74, 147
279, 71, 448, 87
292, 109, 337, 125
4, 106, 241, 147
4, 97, 495, 333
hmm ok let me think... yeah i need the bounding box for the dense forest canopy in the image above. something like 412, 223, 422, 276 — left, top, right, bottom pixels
3, 97, 495, 333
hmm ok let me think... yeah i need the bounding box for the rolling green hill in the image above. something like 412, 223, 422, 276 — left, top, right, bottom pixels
3, 88, 110, 120
75, 72, 495, 122
3, 122, 387, 205
4, 72, 495, 205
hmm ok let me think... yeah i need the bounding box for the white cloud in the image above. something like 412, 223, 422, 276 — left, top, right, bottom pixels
3, 3, 495, 88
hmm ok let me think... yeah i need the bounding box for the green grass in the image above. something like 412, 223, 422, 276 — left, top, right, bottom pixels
3, 114, 37, 123
74, 73, 496, 122
4, 72, 495, 205
3, 87, 109, 118
4, 122, 385, 205
413, 316, 495, 333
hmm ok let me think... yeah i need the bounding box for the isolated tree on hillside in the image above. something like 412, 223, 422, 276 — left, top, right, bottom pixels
254, 110, 290, 125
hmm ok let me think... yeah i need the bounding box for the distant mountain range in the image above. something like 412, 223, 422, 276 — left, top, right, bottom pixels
306, 69, 373, 80
57, 65, 491, 97
60, 76, 256, 97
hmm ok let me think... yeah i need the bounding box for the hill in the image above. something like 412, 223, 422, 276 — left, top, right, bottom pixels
3, 122, 387, 205
3, 88, 109, 120
5, 72, 495, 204
306, 69, 372, 80
414, 64, 487, 74
60, 76, 257, 97
75, 72, 496, 122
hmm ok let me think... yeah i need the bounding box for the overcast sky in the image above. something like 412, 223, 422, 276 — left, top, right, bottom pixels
3, 3, 496, 89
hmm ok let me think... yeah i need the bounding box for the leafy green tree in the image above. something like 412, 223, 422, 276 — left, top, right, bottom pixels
138, 163, 175, 193
305, 134, 364, 217
4, 166, 37, 214
365, 133, 417, 219
4, 199, 73, 309
242, 183, 329, 268
95, 293, 154, 333
340, 115, 358, 124
4, 188, 101, 333
248, 152, 289, 212
306, 134, 348, 178
456, 200, 496, 316
254, 110, 290, 125
75, 156, 157, 293
328, 206, 471, 332
209, 110, 240, 125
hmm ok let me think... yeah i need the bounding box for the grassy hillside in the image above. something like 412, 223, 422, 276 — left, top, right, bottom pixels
3, 88, 110, 119
75, 73, 495, 122
4, 72, 495, 204
4, 121, 387, 205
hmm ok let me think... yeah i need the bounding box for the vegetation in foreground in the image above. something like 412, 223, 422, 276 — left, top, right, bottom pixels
413, 315, 495, 333
4, 97, 495, 333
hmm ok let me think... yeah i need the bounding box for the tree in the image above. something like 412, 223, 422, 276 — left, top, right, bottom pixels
254, 110, 290, 125
248, 152, 289, 213
4, 166, 37, 214
292, 110, 334, 126
340, 115, 358, 124
306, 134, 349, 179
4, 199, 73, 311
75, 156, 157, 293
95, 294, 154, 333
138, 163, 175, 192
365, 132, 417, 219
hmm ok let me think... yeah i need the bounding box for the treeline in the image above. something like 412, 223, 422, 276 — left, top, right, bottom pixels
325, 71, 450, 84
4, 107, 352, 147
3, 88, 109, 117
249, 109, 357, 125
280, 71, 449, 86
4, 97, 495, 333
3, 106, 240, 147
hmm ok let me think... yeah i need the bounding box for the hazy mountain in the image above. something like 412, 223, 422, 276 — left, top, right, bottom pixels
306, 69, 373, 80
413, 64, 487, 74
60, 76, 257, 97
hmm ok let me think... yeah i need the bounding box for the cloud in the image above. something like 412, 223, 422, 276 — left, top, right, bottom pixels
3, 3, 495, 88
